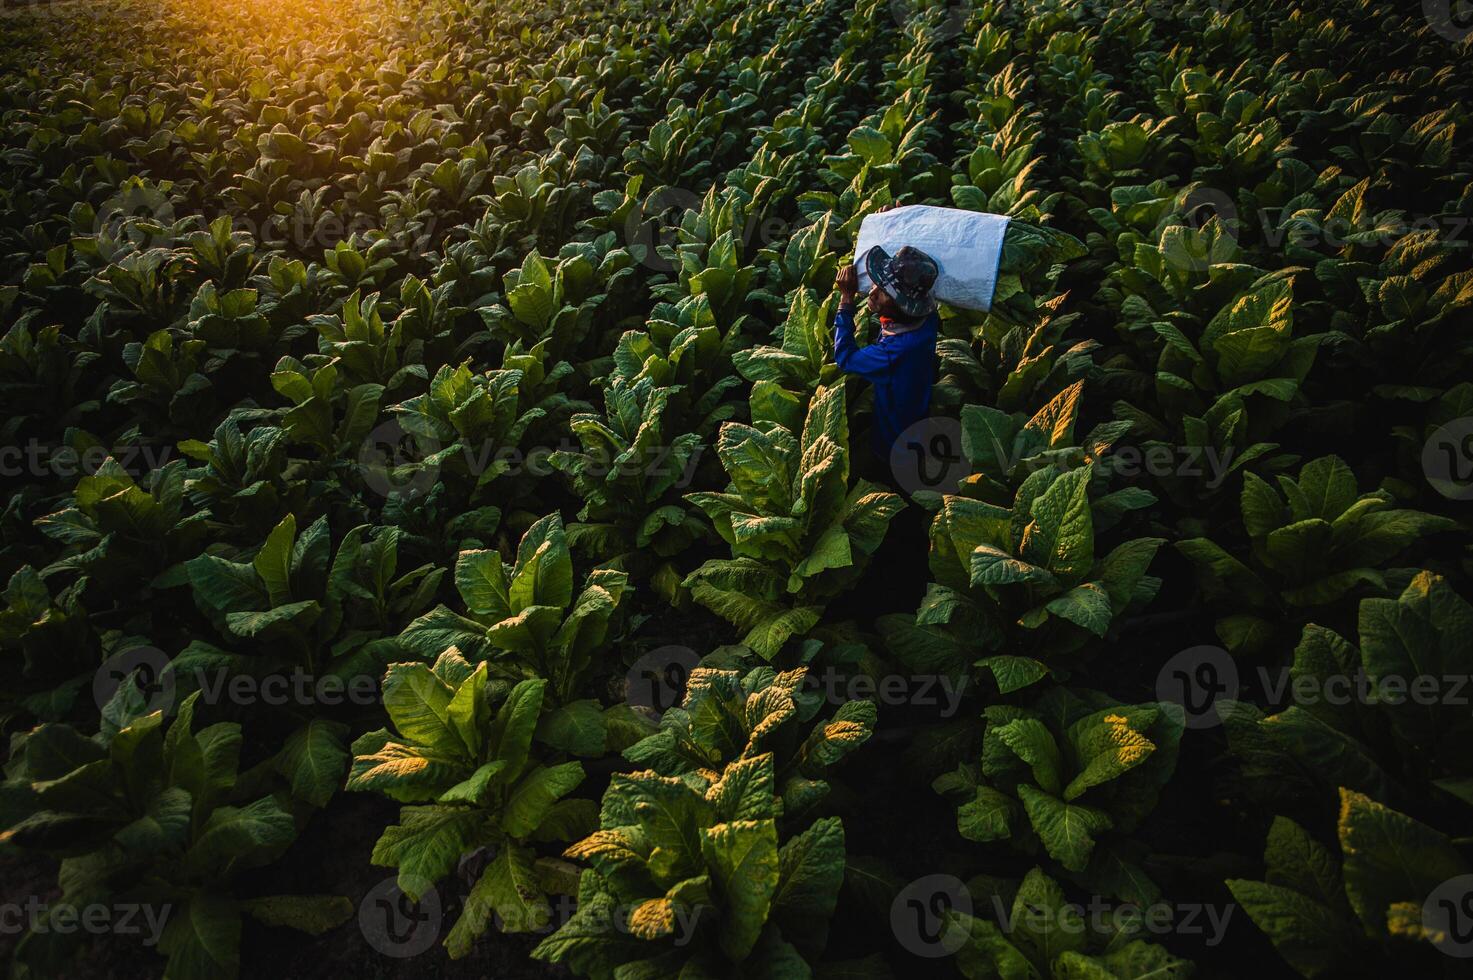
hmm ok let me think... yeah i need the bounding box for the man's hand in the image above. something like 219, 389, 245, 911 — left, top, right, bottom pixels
835, 265, 858, 306
835, 205, 898, 306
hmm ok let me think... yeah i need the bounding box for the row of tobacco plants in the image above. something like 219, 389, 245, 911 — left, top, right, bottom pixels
1, 0, 1471, 976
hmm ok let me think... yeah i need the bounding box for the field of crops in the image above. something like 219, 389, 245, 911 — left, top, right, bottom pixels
1, 0, 1471, 976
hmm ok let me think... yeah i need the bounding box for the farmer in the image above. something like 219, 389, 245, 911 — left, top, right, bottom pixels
832, 241, 940, 468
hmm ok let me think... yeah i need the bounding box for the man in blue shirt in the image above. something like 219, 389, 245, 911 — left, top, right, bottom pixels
833, 243, 940, 465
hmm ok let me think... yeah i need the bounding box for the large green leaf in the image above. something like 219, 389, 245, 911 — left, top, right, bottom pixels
993, 718, 1064, 795
1225, 880, 1352, 978
1061, 709, 1157, 801
276, 719, 350, 808
1017, 784, 1112, 872
253, 514, 297, 607
371, 805, 486, 899
771, 815, 845, 958
456, 549, 511, 619
510, 514, 574, 611
184, 797, 297, 877
501, 762, 585, 837
158, 895, 241, 980
1020, 467, 1094, 581
700, 818, 780, 960
1338, 788, 1468, 939
382, 662, 461, 755
446, 842, 550, 955
490, 678, 547, 778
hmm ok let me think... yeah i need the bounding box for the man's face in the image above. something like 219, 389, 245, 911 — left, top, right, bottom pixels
866, 284, 902, 318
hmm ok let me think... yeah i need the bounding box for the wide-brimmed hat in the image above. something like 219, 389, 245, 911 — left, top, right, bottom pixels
863, 244, 939, 318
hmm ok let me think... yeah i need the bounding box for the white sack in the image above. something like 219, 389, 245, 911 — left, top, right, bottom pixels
853, 205, 1011, 312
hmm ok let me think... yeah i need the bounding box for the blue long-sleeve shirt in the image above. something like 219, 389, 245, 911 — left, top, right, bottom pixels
833, 306, 939, 460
